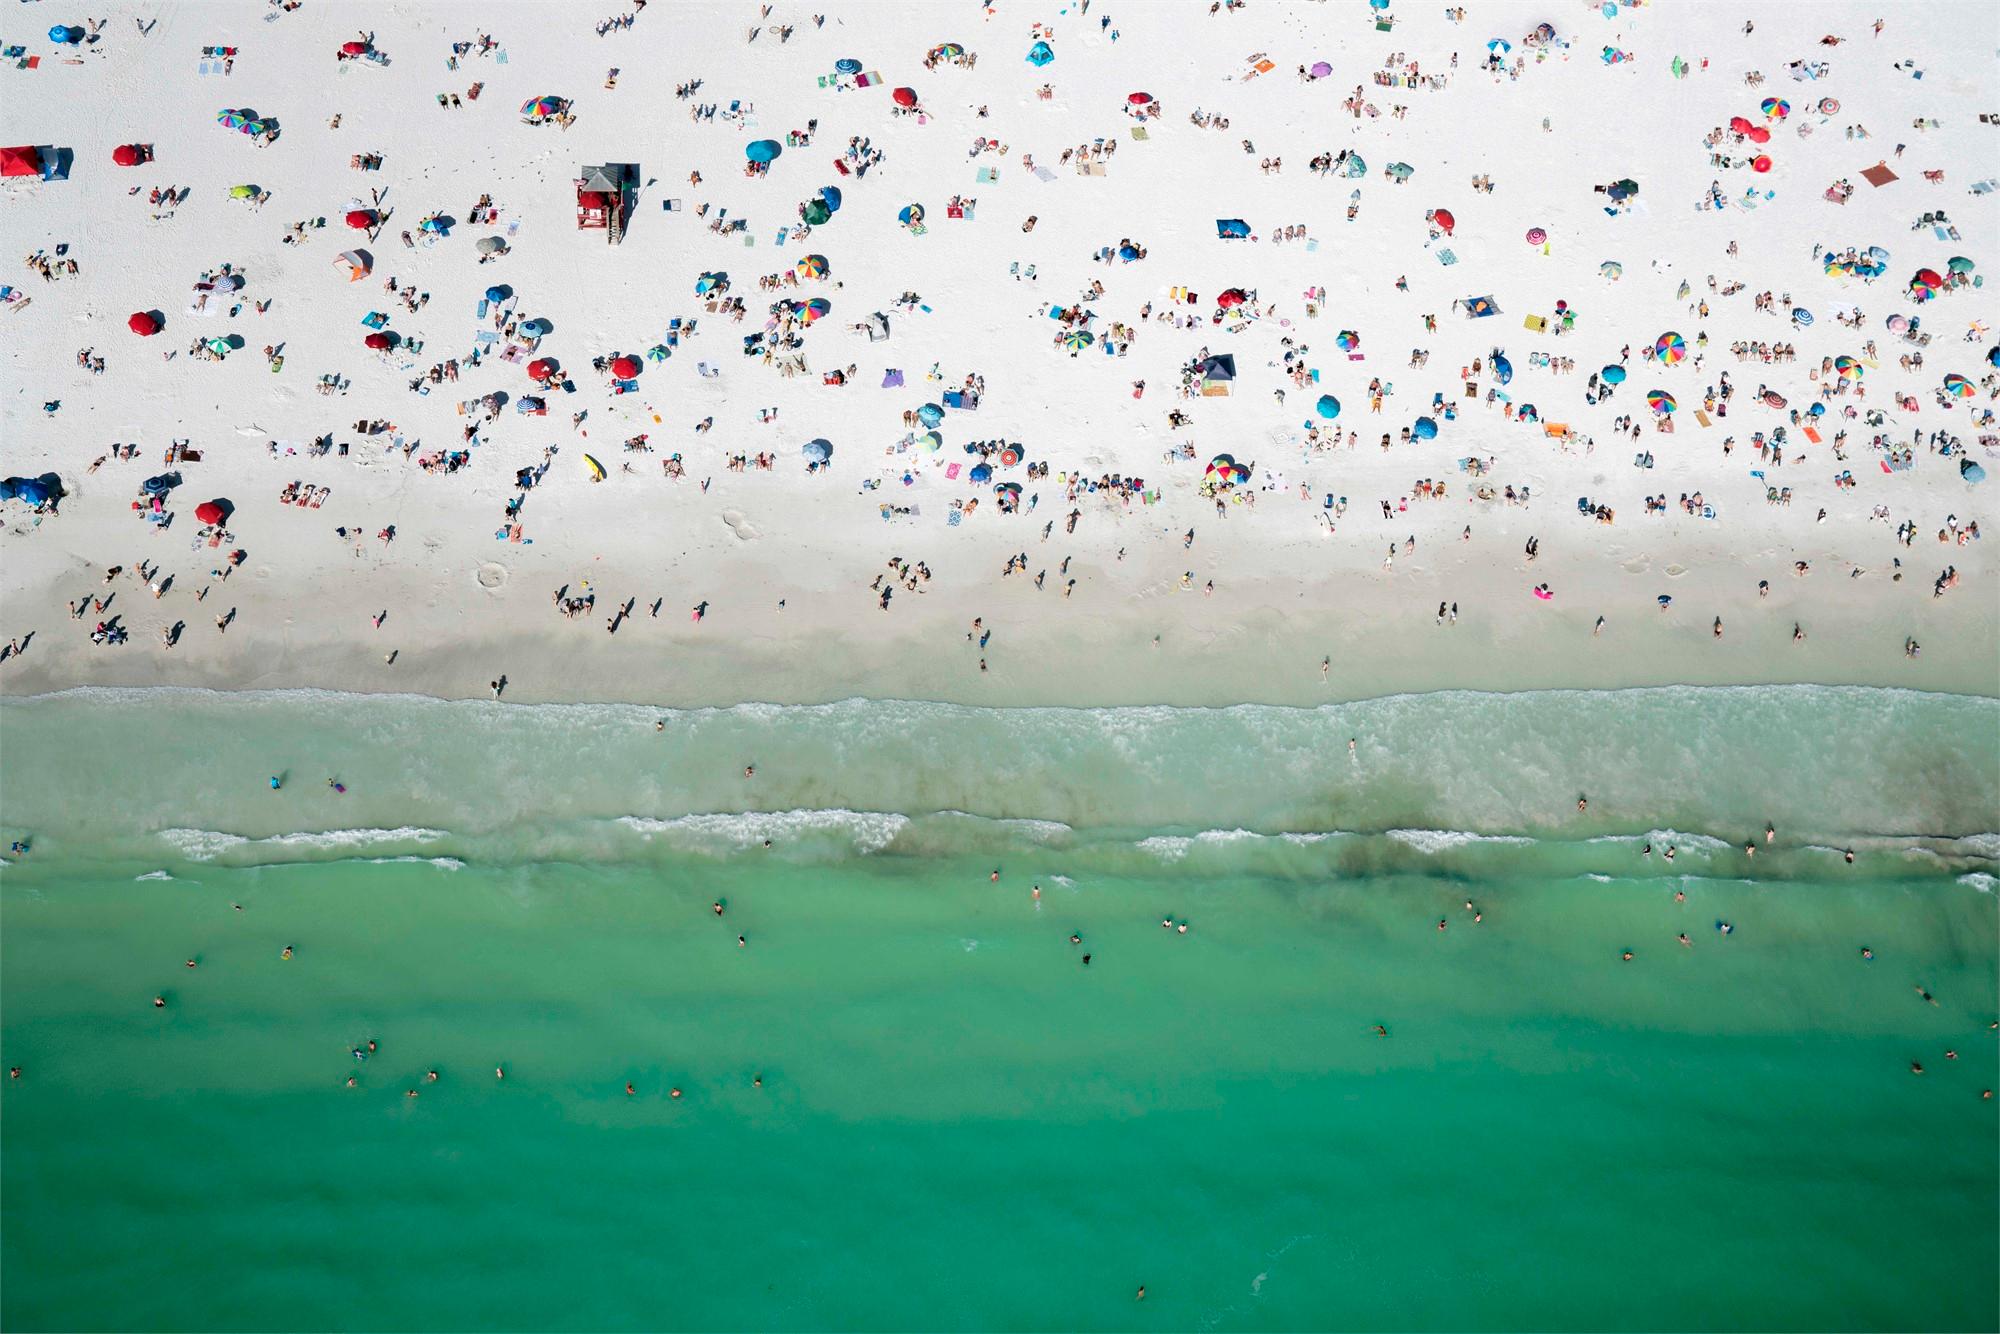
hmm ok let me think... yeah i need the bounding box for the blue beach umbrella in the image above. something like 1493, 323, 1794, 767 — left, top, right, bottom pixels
834, 57, 862, 74
969, 463, 993, 483
917, 403, 944, 427
1315, 394, 1341, 420
1413, 416, 1438, 439
801, 438, 832, 463
818, 185, 842, 212
746, 139, 782, 164
1601, 364, 1627, 384
1492, 353, 1513, 384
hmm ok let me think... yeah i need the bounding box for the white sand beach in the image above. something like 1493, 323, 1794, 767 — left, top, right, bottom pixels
1, 0, 1994, 706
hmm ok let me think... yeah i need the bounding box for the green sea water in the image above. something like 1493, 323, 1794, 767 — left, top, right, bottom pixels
2, 687, 1996, 1331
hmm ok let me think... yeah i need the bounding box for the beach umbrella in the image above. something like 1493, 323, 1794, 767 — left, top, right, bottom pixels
746, 139, 782, 164
1909, 268, 1943, 300
1335, 329, 1360, 352
818, 185, 842, 212
610, 355, 641, 380
1763, 390, 1787, 408
802, 297, 831, 323
995, 480, 1022, 499
521, 95, 566, 121
336, 250, 372, 282
485, 285, 510, 303
999, 446, 1021, 467
919, 430, 943, 451
1205, 453, 1239, 481
345, 208, 375, 230
475, 236, 508, 257
519, 318, 553, 339
1342, 153, 1368, 178
1760, 97, 1789, 119
1963, 460, 1988, 483
1117, 244, 1141, 262
1517, 404, 1539, 423
1487, 38, 1511, 54
1215, 218, 1251, 239
834, 57, 862, 74
1834, 355, 1863, 380
897, 203, 925, 225
1127, 91, 1155, 106
527, 357, 558, 382
1600, 260, 1623, 279
1413, 416, 1438, 440
1062, 329, 1095, 350
49, 24, 80, 43
1492, 352, 1513, 384
802, 199, 831, 226
1988, 345, 2000, 369
694, 273, 724, 294
1432, 207, 1454, 235
341, 40, 370, 55
240, 119, 270, 137
1791, 307, 1813, 327
1942, 373, 1973, 398
194, 499, 229, 525
1729, 115, 1754, 134
1601, 364, 1627, 384
796, 254, 828, 279
1026, 40, 1054, 66
16, 478, 53, 505
128, 311, 160, 336
583, 454, 605, 481
364, 331, 393, 350
1818, 97, 1841, 115
1315, 394, 1341, 420
1745, 126, 1770, 143
417, 215, 444, 234
1385, 161, 1415, 180
801, 438, 832, 463
917, 403, 944, 427
216, 109, 249, 130
112, 143, 145, 167
228, 184, 260, 199
1606, 178, 1638, 201
1752, 156, 1773, 173
892, 86, 918, 108
1525, 226, 1547, 245
1310, 60, 1332, 78
1655, 331, 1686, 365
1946, 256, 1976, 274
1216, 289, 1248, 310
969, 463, 993, 483
1646, 389, 1676, 414
929, 43, 964, 60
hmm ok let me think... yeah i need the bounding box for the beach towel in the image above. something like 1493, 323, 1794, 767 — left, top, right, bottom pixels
1130, 126, 1149, 141
945, 462, 962, 479
1694, 409, 1712, 427
1033, 166, 1057, 182
882, 369, 904, 387
1435, 248, 1457, 265
976, 167, 998, 183
1523, 315, 1547, 332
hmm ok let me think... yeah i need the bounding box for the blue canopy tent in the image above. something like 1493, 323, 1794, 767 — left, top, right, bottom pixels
1026, 40, 1054, 66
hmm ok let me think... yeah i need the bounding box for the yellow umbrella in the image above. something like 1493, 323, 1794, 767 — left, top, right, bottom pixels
583, 454, 605, 481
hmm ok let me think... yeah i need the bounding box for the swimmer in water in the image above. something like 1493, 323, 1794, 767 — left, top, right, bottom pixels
1437, 918, 1448, 931
626, 1083, 636, 1096
753, 1074, 763, 1089
1716, 921, 1733, 935
1176, 921, 1188, 934
1678, 933, 1691, 947
744, 765, 754, 778
737, 934, 747, 947
1764, 823, 1775, 844
281, 944, 294, 960
1915, 986, 1937, 1005
670, 1087, 682, 1099
1162, 917, 1173, 929
713, 901, 725, 916
1674, 888, 1685, 903
1577, 795, 1588, 812
269, 776, 281, 790
1664, 845, 1676, 861
1374, 1025, 1388, 1037
1621, 950, 1634, 962
1641, 843, 1652, 858
1069, 933, 1082, 945
345, 1075, 357, 1088
1860, 946, 1873, 960
1843, 849, 1854, 863
496, 1066, 505, 1080
154, 995, 166, 1008
990, 868, 999, 882
426, 1070, 439, 1083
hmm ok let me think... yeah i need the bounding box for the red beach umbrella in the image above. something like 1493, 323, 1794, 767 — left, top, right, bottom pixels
112, 143, 145, 167
527, 357, 558, 382
610, 355, 641, 380
1752, 155, 1773, 173
1127, 91, 1154, 105
892, 86, 918, 108
345, 209, 376, 230
364, 331, 393, 350
340, 40, 370, 55
127, 311, 161, 336
194, 500, 228, 525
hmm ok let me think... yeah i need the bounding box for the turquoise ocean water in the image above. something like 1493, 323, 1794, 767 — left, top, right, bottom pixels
2, 686, 1996, 1331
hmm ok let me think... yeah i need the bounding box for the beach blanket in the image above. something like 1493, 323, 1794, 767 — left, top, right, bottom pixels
1859, 163, 1898, 187
1033, 166, 1057, 182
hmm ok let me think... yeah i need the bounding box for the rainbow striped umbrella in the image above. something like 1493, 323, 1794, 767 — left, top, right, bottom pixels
1654, 331, 1686, 365
795, 253, 828, 279
1833, 355, 1863, 380
1646, 389, 1677, 415
1941, 373, 1973, 398
1760, 97, 1789, 119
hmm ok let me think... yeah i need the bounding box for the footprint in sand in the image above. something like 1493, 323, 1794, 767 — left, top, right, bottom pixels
476, 562, 508, 590
1622, 554, 1651, 575
1664, 564, 1689, 579
721, 509, 760, 542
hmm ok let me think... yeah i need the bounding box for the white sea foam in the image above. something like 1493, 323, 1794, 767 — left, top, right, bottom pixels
157, 826, 448, 862
1959, 873, 1995, 893
1138, 828, 1261, 860
134, 869, 174, 881
1386, 829, 1536, 854
615, 809, 910, 853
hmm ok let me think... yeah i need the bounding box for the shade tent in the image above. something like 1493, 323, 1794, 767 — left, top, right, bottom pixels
1198, 354, 1237, 381
0, 145, 43, 177
1026, 40, 1054, 66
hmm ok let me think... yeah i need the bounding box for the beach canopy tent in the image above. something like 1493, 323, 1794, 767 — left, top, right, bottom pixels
333, 250, 371, 281
746, 139, 782, 163
1, 144, 44, 177
610, 355, 641, 380
892, 87, 918, 108
128, 311, 161, 336
345, 209, 375, 230
1026, 40, 1054, 66
1215, 218, 1251, 240
1198, 353, 1237, 382
801, 438, 833, 463
112, 143, 146, 167
194, 499, 230, 525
